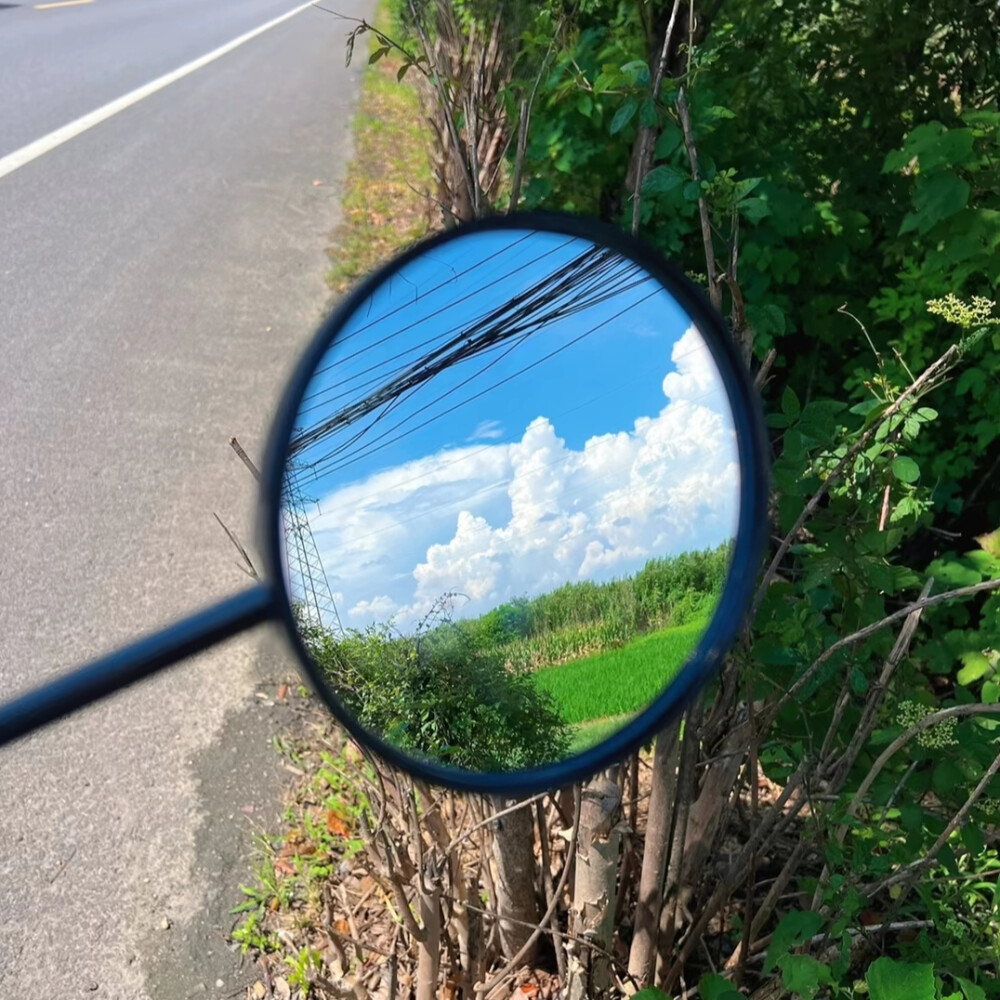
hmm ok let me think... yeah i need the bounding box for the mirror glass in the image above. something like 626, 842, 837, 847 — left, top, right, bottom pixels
280, 228, 740, 773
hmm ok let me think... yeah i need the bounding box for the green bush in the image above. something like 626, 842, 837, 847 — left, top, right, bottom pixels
299, 613, 570, 772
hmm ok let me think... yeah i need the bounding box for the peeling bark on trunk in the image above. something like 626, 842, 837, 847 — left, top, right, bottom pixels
627, 721, 681, 987
567, 774, 623, 1000
491, 797, 541, 965
415, 866, 441, 1000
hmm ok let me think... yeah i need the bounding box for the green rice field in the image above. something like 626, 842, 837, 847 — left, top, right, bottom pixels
532, 617, 708, 729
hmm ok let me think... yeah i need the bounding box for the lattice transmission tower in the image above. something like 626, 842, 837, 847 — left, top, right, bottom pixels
228, 437, 343, 636
281, 463, 344, 636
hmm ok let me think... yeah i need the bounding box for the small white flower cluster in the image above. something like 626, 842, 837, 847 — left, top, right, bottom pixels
897, 699, 959, 748
926, 294, 999, 329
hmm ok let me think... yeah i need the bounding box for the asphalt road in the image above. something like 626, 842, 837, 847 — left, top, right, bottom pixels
0, 0, 374, 995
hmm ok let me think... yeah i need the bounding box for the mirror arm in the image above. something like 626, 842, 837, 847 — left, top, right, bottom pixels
0, 583, 278, 747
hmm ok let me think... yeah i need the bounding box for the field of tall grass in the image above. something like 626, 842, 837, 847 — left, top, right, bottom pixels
531, 617, 708, 726
302, 543, 731, 765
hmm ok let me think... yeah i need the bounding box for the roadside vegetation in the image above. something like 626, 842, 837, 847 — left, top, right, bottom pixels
298, 546, 727, 770
323, 0, 433, 294
234, 1, 1000, 998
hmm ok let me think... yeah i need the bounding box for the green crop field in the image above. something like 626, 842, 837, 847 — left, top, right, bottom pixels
532, 617, 708, 727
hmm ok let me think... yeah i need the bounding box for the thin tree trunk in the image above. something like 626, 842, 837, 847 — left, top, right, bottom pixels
627, 720, 682, 987
491, 796, 541, 964
655, 702, 703, 984
415, 864, 442, 1000
567, 772, 623, 1000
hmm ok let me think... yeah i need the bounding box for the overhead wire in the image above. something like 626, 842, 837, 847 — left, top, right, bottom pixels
289, 246, 651, 462
301, 242, 641, 417
306, 232, 572, 382
292, 335, 718, 519
299, 283, 663, 482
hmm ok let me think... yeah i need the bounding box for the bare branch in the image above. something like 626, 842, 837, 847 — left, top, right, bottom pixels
676, 85, 721, 311
764, 576, 1000, 731
750, 344, 961, 621
630, 0, 684, 235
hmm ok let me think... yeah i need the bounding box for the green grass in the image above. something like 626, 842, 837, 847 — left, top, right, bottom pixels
567, 713, 633, 754
533, 618, 708, 726
325, 0, 434, 294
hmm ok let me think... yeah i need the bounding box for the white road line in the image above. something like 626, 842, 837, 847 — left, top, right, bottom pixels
35, 1, 95, 10
0, 0, 316, 181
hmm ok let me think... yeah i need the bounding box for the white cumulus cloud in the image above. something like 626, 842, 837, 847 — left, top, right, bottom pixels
306, 326, 739, 631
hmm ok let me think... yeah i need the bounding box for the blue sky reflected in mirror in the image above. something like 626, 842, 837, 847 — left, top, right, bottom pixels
285, 230, 740, 632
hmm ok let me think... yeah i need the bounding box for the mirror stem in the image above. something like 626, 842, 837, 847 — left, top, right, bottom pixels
0, 584, 277, 747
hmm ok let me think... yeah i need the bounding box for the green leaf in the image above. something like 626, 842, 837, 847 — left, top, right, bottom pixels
777, 954, 832, 998
976, 527, 1000, 559
883, 147, 914, 174
892, 456, 920, 483
683, 179, 703, 201
962, 821, 985, 855
610, 100, 638, 135
958, 650, 992, 685
901, 171, 971, 235
900, 803, 924, 834
862, 400, 893, 430
867, 958, 935, 1000
642, 165, 687, 196
696, 974, 742, 1000
735, 176, 763, 201
914, 125, 976, 173
368, 45, 390, 64
632, 990, 672, 1000
739, 195, 771, 221
620, 60, 650, 86
764, 911, 825, 974
781, 386, 801, 420
706, 105, 737, 120
639, 97, 658, 127
654, 125, 683, 160
927, 557, 982, 587
933, 760, 964, 796
747, 303, 785, 338
956, 367, 987, 397
397, 62, 411, 81
956, 976, 987, 1000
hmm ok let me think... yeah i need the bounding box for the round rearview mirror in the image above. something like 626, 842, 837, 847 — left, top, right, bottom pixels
261, 212, 768, 795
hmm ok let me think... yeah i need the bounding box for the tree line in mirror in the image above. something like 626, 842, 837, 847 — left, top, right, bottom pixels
296, 541, 731, 770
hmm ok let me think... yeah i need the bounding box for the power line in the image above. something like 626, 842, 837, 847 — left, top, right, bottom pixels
306, 231, 569, 381
300, 343, 732, 543
289, 246, 650, 462
300, 282, 661, 481
293, 335, 716, 518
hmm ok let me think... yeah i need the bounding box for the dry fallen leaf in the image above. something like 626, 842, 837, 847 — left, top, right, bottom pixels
273, 977, 291, 1000
327, 810, 351, 838
277, 683, 288, 700
252, 982, 266, 1000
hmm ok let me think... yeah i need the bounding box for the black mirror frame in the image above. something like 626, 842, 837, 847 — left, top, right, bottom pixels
259, 210, 770, 797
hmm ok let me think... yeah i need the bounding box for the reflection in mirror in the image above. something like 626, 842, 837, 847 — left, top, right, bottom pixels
280, 229, 740, 773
